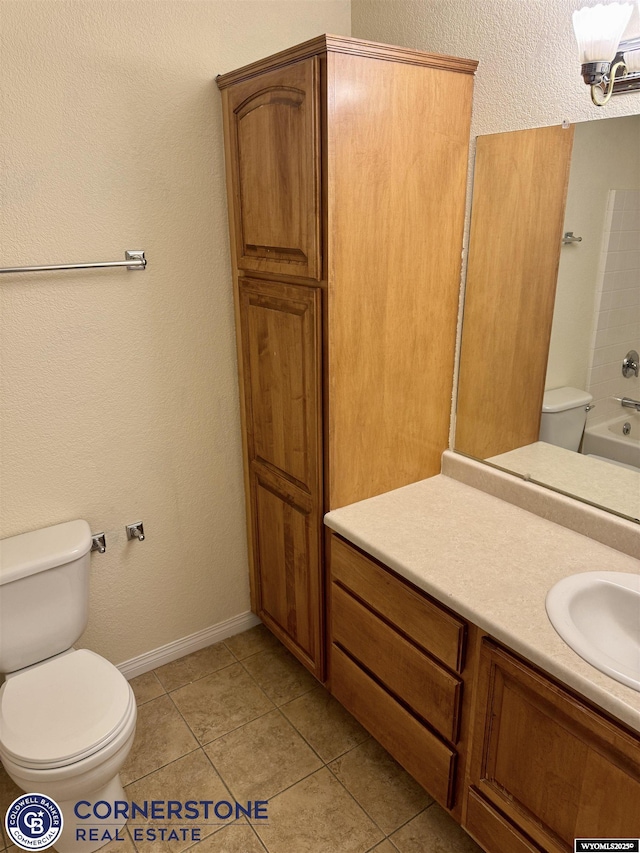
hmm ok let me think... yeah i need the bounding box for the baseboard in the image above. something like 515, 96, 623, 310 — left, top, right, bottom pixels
117, 611, 261, 680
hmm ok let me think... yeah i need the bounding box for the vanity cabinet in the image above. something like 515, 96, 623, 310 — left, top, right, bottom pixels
466, 641, 640, 853
327, 531, 640, 853
217, 36, 477, 679
329, 533, 477, 816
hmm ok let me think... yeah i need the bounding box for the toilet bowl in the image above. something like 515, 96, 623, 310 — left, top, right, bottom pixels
0, 522, 137, 853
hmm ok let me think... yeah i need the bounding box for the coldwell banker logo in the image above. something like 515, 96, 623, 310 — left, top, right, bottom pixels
5, 794, 63, 851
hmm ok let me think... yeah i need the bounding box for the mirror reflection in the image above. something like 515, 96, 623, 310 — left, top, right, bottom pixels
455, 114, 640, 523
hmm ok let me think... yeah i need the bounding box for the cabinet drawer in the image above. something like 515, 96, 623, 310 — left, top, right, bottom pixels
332, 583, 462, 743
331, 644, 457, 809
465, 789, 544, 853
331, 535, 465, 672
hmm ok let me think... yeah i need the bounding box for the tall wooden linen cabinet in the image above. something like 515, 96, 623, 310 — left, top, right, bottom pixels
217, 36, 477, 681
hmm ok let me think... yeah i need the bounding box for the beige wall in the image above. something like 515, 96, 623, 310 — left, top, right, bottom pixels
0, 0, 350, 665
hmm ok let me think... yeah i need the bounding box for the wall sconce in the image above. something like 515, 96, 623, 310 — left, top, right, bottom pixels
573, 2, 640, 105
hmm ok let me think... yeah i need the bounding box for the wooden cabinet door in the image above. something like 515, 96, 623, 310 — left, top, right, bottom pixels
224, 58, 321, 280
470, 641, 640, 852
252, 465, 321, 672
238, 278, 323, 674
239, 278, 321, 487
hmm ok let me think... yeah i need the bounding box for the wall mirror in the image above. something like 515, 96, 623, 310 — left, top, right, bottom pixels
455, 113, 640, 524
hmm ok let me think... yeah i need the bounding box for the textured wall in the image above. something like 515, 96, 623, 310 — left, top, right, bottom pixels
352, 0, 640, 135
0, 0, 350, 665
586, 187, 640, 422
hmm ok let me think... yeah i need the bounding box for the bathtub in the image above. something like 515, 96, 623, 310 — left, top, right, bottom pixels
581, 413, 640, 471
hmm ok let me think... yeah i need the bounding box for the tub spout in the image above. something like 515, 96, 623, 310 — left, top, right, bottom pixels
614, 396, 640, 412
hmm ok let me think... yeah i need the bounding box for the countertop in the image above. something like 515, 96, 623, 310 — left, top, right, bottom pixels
324, 470, 640, 733
487, 441, 640, 522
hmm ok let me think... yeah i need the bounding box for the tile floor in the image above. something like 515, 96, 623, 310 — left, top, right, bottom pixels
0, 625, 483, 853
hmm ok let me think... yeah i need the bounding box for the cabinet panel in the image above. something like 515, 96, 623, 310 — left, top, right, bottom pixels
252, 464, 322, 671
471, 641, 640, 850
332, 583, 462, 743
455, 125, 574, 459
331, 535, 465, 672
331, 644, 457, 809
327, 51, 475, 506
226, 59, 320, 279
465, 789, 544, 853
239, 279, 321, 489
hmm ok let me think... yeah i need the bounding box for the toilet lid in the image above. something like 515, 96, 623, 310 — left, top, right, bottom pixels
0, 649, 134, 769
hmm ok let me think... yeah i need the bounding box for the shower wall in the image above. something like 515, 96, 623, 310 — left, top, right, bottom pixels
586, 188, 640, 424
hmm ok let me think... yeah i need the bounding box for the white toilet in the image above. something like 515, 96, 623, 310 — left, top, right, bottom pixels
539, 386, 593, 451
0, 521, 137, 853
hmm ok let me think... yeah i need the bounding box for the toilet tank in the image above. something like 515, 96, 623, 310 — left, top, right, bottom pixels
539, 387, 593, 451
0, 520, 92, 674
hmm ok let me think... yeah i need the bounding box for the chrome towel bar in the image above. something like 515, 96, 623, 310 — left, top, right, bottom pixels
0, 250, 146, 275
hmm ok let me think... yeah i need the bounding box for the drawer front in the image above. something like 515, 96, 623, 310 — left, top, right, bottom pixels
331, 535, 465, 672
331, 644, 457, 809
465, 789, 545, 853
332, 583, 462, 743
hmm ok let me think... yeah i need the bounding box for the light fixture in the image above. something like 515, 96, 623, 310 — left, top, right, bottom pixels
573, 2, 640, 105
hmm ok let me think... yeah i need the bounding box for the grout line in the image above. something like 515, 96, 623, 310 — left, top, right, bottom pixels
322, 763, 387, 841
130, 671, 167, 706
158, 658, 241, 696
268, 706, 326, 764
196, 706, 277, 750
160, 661, 276, 747
122, 741, 202, 789
386, 801, 436, 844
246, 819, 271, 853
235, 649, 317, 709
203, 708, 325, 804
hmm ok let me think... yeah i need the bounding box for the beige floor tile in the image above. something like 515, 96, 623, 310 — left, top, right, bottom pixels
129, 671, 166, 706
170, 663, 274, 744
223, 624, 281, 661
329, 739, 432, 835
204, 709, 322, 801
0, 768, 21, 810
0, 766, 23, 825
241, 645, 318, 706
254, 767, 383, 853
125, 750, 231, 853
120, 694, 198, 785
368, 842, 397, 853
282, 684, 369, 762
154, 643, 235, 692
390, 805, 483, 853
186, 821, 266, 853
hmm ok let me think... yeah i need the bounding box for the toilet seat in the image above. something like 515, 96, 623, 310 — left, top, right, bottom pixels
0, 649, 135, 771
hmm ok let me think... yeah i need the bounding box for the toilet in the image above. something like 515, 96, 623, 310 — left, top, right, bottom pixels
0, 521, 137, 853
539, 386, 593, 451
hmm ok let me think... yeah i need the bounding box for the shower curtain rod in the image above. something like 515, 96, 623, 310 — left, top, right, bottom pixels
0, 250, 146, 275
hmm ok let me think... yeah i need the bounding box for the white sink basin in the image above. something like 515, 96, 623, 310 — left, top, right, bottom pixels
546, 572, 640, 693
